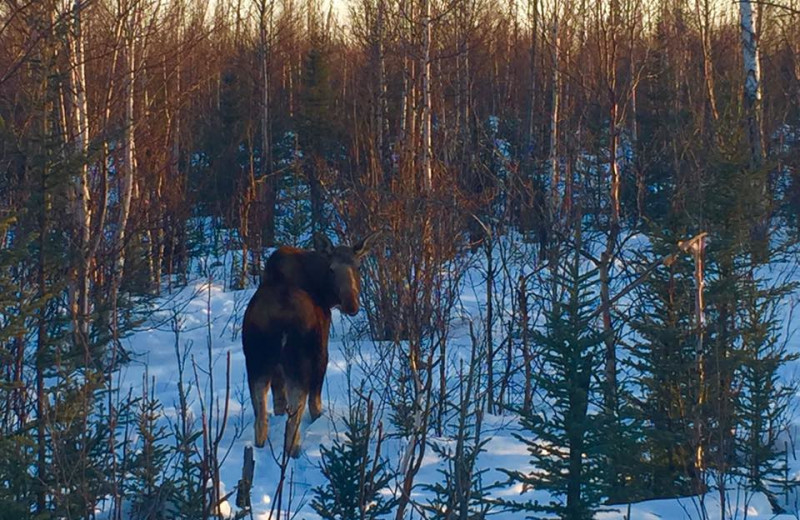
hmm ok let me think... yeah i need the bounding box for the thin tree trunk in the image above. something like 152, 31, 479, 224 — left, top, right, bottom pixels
519, 275, 533, 413
739, 0, 764, 168
696, 0, 720, 125
421, 0, 432, 191
528, 0, 538, 159
457, 0, 471, 187
36, 89, 51, 512
601, 0, 621, 418
628, 0, 645, 221
548, 13, 560, 217
375, 0, 387, 175
690, 234, 707, 494
485, 237, 495, 412
111, 0, 138, 334
739, 0, 769, 262
260, 0, 276, 246
66, 0, 91, 345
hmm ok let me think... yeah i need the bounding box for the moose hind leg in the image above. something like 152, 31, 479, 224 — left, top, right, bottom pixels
271, 365, 288, 415
249, 374, 271, 448
284, 378, 308, 459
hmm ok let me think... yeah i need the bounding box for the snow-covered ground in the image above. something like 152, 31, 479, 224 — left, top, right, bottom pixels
118, 241, 800, 520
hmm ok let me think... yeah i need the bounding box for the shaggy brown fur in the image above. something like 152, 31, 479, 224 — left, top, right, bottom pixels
242, 232, 378, 457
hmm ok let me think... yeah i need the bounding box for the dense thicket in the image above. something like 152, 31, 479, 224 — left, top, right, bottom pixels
1, 0, 799, 518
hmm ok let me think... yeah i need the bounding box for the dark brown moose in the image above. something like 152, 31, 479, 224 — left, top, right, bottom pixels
242, 232, 378, 457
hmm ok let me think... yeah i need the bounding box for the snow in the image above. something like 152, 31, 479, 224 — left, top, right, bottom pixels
115, 235, 800, 520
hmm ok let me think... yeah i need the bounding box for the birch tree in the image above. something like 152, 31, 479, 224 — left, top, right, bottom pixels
109, 0, 141, 338
739, 0, 764, 168
739, 0, 769, 262
64, 0, 92, 343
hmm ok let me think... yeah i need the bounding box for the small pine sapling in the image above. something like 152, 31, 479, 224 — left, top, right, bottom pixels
626, 232, 699, 500
502, 251, 607, 520
736, 272, 799, 514
311, 397, 397, 520
127, 374, 174, 520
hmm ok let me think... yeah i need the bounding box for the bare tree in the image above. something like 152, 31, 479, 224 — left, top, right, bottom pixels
259, 0, 277, 246
547, 7, 560, 221
421, 0, 433, 191
694, 0, 720, 126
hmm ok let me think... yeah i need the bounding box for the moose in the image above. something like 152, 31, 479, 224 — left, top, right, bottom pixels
242, 232, 378, 458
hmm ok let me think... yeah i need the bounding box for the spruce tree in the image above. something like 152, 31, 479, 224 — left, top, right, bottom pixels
504, 250, 607, 520
0, 214, 39, 519
128, 375, 174, 520
311, 398, 396, 520
627, 230, 699, 499
735, 269, 798, 512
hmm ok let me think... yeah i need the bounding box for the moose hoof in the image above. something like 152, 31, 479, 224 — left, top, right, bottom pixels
309, 396, 323, 421
255, 424, 268, 448
289, 444, 302, 459
273, 396, 288, 415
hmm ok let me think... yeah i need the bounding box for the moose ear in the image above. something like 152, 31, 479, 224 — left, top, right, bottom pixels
313, 232, 334, 256
353, 231, 381, 259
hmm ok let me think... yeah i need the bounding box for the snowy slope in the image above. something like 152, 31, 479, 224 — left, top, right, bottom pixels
118, 244, 800, 520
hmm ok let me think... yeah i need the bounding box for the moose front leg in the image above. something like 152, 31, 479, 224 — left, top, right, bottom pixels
308, 362, 326, 421
308, 332, 329, 421
308, 386, 323, 421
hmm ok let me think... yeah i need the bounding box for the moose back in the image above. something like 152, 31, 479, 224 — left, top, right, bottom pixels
241, 232, 377, 458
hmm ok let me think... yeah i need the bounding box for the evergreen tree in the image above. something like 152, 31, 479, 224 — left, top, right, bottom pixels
0, 214, 39, 520
128, 375, 174, 520
735, 269, 798, 511
311, 398, 396, 520
298, 15, 338, 233
627, 229, 699, 499
424, 435, 492, 520
504, 250, 607, 520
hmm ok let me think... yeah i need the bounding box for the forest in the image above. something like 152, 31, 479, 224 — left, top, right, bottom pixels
1, 0, 800, 518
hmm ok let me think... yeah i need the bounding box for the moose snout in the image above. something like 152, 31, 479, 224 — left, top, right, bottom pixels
339, 299, 360, 316
335, 267, 361, 316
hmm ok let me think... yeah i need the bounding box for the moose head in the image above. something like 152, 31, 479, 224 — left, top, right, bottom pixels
313, 231, 380, 316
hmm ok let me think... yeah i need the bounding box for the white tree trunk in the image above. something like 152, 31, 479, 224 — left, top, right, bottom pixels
66, 0, 91, 340
114, 0, 137, 290
739, 0, 764, 167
